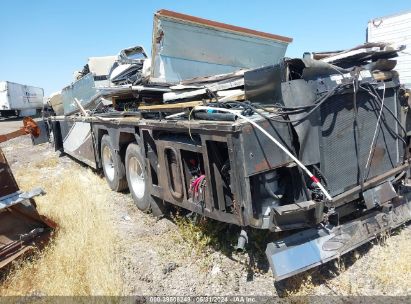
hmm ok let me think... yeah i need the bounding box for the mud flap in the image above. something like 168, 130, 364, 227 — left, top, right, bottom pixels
266, 198, 411, 281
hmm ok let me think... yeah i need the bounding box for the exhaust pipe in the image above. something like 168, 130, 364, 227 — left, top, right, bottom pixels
235, 229, 248, 252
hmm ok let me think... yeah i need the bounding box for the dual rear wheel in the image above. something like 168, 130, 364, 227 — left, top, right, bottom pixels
101, 135, 127, 192
101, 136, 164, 214
125, 143, 151, 212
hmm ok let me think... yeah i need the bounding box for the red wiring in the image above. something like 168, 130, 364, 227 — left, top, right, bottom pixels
191, 175, 206, 197
310, 175, 320, 183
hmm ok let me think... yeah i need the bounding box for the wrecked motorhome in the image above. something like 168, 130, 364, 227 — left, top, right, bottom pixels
0, 118, 55, 269
43, 10, 411, 280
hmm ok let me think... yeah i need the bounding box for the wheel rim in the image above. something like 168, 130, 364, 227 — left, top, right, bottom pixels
103, 145, 115, 181
129, 156, 145, 199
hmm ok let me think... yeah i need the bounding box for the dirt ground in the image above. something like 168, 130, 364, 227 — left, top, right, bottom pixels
1, 118, 411, 297
0, 117, 28, 134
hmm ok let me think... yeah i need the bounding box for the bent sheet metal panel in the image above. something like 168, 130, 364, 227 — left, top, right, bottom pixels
62, 121, 97, 168
0, 147, 55, 268
151, 10, 292, 83
266, 198, 411, 280
62, 73, 97, 115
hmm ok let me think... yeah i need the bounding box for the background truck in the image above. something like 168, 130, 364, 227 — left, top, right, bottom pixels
42, 10, 411, 281
0, 81, 44, 117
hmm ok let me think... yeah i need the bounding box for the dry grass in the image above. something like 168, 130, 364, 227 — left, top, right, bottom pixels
172, 214, 244, 256
0, 164, 124, 296
172, 214, 275, 276
367, 230, 411, 293
173, 215, 219, 255
33, 157, 60, 169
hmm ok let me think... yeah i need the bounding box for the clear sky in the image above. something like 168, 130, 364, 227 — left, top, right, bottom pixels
1, 0, 410, 95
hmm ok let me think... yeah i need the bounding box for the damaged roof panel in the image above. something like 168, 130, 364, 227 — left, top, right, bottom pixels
151, 10, 292, 83
156, 10, 293, 43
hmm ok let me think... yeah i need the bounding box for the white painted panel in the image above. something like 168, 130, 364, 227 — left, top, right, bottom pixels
88, 56, 117, 76
63, 122, 97, 168
0, 81, 44, 110
368, 11, 411, 88
0, 82, 10, 110
63, 122, 91, 152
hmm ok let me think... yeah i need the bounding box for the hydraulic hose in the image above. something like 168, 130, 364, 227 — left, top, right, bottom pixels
193, 106, 333, 201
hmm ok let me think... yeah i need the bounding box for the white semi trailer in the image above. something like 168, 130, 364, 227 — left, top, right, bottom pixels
0, 81, 44, 117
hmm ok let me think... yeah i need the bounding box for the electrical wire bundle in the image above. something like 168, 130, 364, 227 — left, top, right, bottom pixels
194, 76, 409, 202
206, 82, 345, 125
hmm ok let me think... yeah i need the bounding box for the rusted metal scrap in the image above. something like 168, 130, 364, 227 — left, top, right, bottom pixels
0, 118, 55, 269
0, 117, 40, 143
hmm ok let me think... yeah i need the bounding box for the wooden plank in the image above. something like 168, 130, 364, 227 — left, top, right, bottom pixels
164, 79, 244, 102
372, 70, 399, 81
322, 47, 380, 63
138, 101, 203, 110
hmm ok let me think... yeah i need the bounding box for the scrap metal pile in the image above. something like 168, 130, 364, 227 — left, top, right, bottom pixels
0, 119, 55, 269
48, 38, 407, 122
47, 9, 292, 116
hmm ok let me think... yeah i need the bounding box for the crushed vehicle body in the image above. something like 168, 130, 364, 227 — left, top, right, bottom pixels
44, 10, 411, 281
0, 118, 55, 269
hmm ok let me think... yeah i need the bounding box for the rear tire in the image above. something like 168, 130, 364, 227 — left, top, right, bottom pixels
101, 135, 127, 192
125, 143, 151, 212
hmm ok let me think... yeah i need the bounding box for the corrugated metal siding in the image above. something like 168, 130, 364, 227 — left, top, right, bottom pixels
367, 11, 411, 88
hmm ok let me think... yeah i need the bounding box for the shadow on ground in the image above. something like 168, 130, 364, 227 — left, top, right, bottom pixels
164, 207, 403, 296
